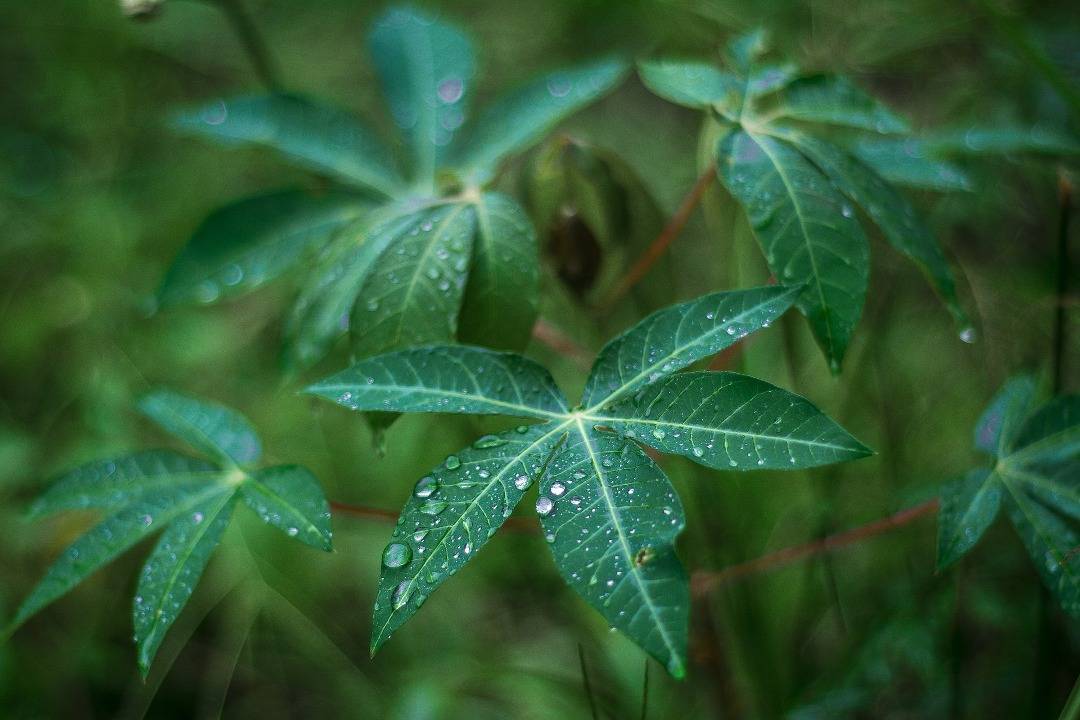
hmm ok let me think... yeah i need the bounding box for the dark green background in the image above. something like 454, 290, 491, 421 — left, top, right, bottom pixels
1, 0, 1077, 717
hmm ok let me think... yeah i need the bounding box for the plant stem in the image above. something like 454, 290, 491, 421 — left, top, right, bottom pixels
531, 318, 593, 369
689, 499, 940, 596
208, 0, 282, 90
600, 168, 715, 311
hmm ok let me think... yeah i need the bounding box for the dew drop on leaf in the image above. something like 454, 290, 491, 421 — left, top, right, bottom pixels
382, 542, 412, 569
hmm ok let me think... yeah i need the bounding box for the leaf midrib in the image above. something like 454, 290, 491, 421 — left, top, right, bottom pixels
573, 418, 681, 671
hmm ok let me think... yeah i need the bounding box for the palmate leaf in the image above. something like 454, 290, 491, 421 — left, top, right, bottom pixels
640, 48, 975, 367
14, 391, 334, 676
937, 376, 1080, 614
310, 284, 870, 675
172, 94, 404, 196
156, 189, 370, 309
716, 129, 869, 370
169, 7, 621, 372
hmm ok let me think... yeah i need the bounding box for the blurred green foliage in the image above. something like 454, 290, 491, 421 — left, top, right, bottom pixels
0, 0, 1077, 717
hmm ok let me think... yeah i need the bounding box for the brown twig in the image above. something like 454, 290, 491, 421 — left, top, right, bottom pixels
689, 498, 940, 597
601, 168, 716, 312
531, 318, 592, 369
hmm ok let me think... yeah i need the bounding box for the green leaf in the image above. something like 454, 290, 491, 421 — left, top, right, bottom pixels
282, 207, 423, 371
240, 465, 333, 551
306, 345, 568, 419
1010, 395, 1080, 467
11, 483, 229, 631
451, 58, 628, 182
590, 371, 871, 470
582, 284, 800, 408
850, 137, 973, 192
370, 422, 568, 654
172, 94, 403, 196
767, 75, 908, 133
637, 60, 742, 110
539, 422, 688, 677
456, 193, 539, 351
1003, 480, 1080, 616
28, 451, 222, 518
350, 202, 476, 357
134, 491, 236, 675
922, 126, 1080, 156
936, 468, 1001, 569
138, 390, 262, 468
717, 130, 870, 370
974, 375, 1037, 458
784, 134, 969, 331
157, 189, 369, 309
367, 6, 474, 186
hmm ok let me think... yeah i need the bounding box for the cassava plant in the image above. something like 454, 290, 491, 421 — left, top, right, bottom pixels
638, 30, 975, 371
937, 375, 1080, 611
8, 390, 333, 676
157, 6, 627, 374
305, 284, 872, 676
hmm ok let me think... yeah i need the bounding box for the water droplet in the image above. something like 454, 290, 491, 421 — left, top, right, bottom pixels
550, 482, 566, 497
472, 434, 506, 450
392, 581, 411, 609
536, 497, 554, 516
515, 425, 529, 434
513, 474, 531, 491
692, 447, 705, 458
959, 326, 977, 344
413, 529, 429, 542
652, 429, 666, 441
413, 475, 438, 498
382, 542, 412, 569
141, 514, 153, 527
437, 76, 464, 103
547, 75, 572, 97
419, 499, 448, 515
287, 526, 299, 536
841, 203, 854, 218
444, 455, 461, 470
191, 511, 204, 524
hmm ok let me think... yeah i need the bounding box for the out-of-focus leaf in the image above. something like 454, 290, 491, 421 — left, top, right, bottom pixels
1003, 481, 1080, 615
850, 137, 974, 192
717, 130, 869, 370
350, 202, 476, 356
157, 189, 369, 309
282, 207, 421, 372
1010, 395, 1080, 466
451, 58, 628, 182
133, 492, 235, 675
457, 193, 539, 351
241, 465, 333, 551
922, 126, 1080, 156
973, 375, 1037, 458
137, 390, 262, 468
367, 6, 474, 186
592, 372, 871, 470
768, 75, 908, 133
12, 483, 230, 631
636, 60, 742, 110
937, 468, 1001, 568
172, 94, 404, 195
28, 451, 222, 518
306, 345, 568, 419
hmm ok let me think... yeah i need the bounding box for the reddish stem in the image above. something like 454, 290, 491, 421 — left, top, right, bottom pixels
601, 168, 716, 311
689, 498, 940, 596
531, 318, 592, 369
